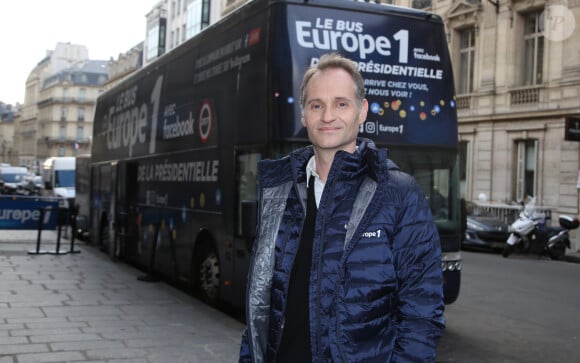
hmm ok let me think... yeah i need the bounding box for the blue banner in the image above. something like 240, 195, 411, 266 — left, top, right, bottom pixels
0, 199, 59, 230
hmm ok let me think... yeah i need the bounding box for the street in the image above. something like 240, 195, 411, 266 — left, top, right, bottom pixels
437, 251, 580, 362
3, 229, 580, 362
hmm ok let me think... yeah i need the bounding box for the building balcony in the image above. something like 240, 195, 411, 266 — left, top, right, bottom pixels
42, 137, 91, 145
456, 95, 471, 110
509, 86, 541, 105
37, 97, 95, 107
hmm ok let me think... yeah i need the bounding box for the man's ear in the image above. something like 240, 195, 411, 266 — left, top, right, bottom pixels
358, 99, 369, 125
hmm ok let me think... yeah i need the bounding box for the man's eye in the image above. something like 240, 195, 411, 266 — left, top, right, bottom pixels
310, 104, 322, 110
337, 102, 348, 108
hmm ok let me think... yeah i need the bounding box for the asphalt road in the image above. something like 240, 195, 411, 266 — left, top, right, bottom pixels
436, 250, 580, 362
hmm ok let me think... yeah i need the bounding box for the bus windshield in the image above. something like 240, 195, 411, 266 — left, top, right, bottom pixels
387, 147, 460, 233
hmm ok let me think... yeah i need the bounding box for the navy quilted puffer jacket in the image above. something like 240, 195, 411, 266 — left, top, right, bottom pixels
240, 138, 445, 362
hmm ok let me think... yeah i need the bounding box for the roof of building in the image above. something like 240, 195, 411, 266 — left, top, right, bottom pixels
42, 60, 109, 89
0, 102, 15, 123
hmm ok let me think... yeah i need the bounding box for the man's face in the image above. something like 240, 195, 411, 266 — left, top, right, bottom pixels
301, 67, 368, 154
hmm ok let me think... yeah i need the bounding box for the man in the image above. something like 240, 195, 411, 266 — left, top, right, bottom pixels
239, 53, 445, 362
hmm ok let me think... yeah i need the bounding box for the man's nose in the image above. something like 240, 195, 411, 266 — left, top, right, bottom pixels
321, 106, 335, 122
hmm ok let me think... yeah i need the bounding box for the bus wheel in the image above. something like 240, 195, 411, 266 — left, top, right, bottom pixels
196, 246, 220, 306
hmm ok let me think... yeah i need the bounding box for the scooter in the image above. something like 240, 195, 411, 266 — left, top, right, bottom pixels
502, 197, 579, 260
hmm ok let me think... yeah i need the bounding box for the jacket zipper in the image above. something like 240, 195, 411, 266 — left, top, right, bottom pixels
335, 315, 347, 362
315, 217, 325, 362
273, 212, 305, 361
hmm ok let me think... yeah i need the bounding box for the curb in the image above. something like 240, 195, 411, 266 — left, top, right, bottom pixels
564, 254, 580, 263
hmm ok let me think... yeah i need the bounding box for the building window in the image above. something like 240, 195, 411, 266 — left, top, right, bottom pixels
412, 0, 432, 9
523, 12, 544, 86
147, 25, 161, 60
459, 28, 475, 94
77, 126, 84, 140
79, 88, 86, 101
514, 139, 537, 201
63, 88, 68, 101
61, 107, 68, 121
59, 125, 67, 140
77, 107, 85, 122
187, 0, 210, 38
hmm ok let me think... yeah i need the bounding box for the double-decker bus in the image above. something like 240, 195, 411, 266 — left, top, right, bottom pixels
88, 0, 462, 310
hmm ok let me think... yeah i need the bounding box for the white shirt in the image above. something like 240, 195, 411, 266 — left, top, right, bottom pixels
306, 156, 325, 208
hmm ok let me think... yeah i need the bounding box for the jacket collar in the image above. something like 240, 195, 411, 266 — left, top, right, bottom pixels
289, 137, 390, 185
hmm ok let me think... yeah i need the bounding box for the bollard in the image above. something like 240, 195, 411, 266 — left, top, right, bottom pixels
68, 207, 81, 254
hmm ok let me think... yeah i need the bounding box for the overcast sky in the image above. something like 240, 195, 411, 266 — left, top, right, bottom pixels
0, 0, 160, 105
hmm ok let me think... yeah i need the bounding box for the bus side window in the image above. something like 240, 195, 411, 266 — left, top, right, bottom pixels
236, 151, 261, 238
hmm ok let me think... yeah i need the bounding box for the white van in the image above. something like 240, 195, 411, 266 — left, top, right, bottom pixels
42, 157, 76, 208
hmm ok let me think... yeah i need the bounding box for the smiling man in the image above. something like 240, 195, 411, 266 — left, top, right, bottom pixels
239, 52, 445, 363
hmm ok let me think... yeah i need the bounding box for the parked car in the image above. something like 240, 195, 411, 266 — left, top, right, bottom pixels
463, 202, 511, 251
0, 166, 29, 194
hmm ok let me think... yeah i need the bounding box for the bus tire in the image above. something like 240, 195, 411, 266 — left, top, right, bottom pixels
194, 243, 221, 307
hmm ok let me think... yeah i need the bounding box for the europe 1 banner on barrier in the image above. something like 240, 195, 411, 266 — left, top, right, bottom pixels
0, 199, 59, 230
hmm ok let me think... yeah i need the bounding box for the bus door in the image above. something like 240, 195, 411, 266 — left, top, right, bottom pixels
115, 161, 139, 259
234, 149, 261, 306
90, 162, 114, 255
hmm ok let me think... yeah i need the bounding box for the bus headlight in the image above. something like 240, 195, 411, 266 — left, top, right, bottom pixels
441, 251, 462, 272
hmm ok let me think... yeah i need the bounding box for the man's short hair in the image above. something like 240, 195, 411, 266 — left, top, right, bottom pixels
300, 53, 366, 112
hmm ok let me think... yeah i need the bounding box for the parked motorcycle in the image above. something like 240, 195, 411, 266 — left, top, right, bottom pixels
502, 197, 579, 260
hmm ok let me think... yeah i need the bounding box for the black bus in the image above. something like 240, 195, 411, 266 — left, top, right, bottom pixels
89, 0, 462, 310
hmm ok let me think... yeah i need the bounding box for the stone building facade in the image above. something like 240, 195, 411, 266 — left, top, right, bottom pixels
0, 103, 18, 165
427, 0, 580, 247
15, 42, 108, 173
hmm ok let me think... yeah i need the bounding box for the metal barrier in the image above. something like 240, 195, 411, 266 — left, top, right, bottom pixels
470, 202, 552, 225
28, 206, 81, 255
0, 195, 80, 255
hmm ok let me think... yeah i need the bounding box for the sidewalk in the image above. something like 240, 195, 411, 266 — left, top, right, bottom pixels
0, 229, 245, 363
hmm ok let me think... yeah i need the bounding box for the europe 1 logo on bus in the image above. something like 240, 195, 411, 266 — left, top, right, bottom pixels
106, 76, 214, 157
296, 17, 410, 62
